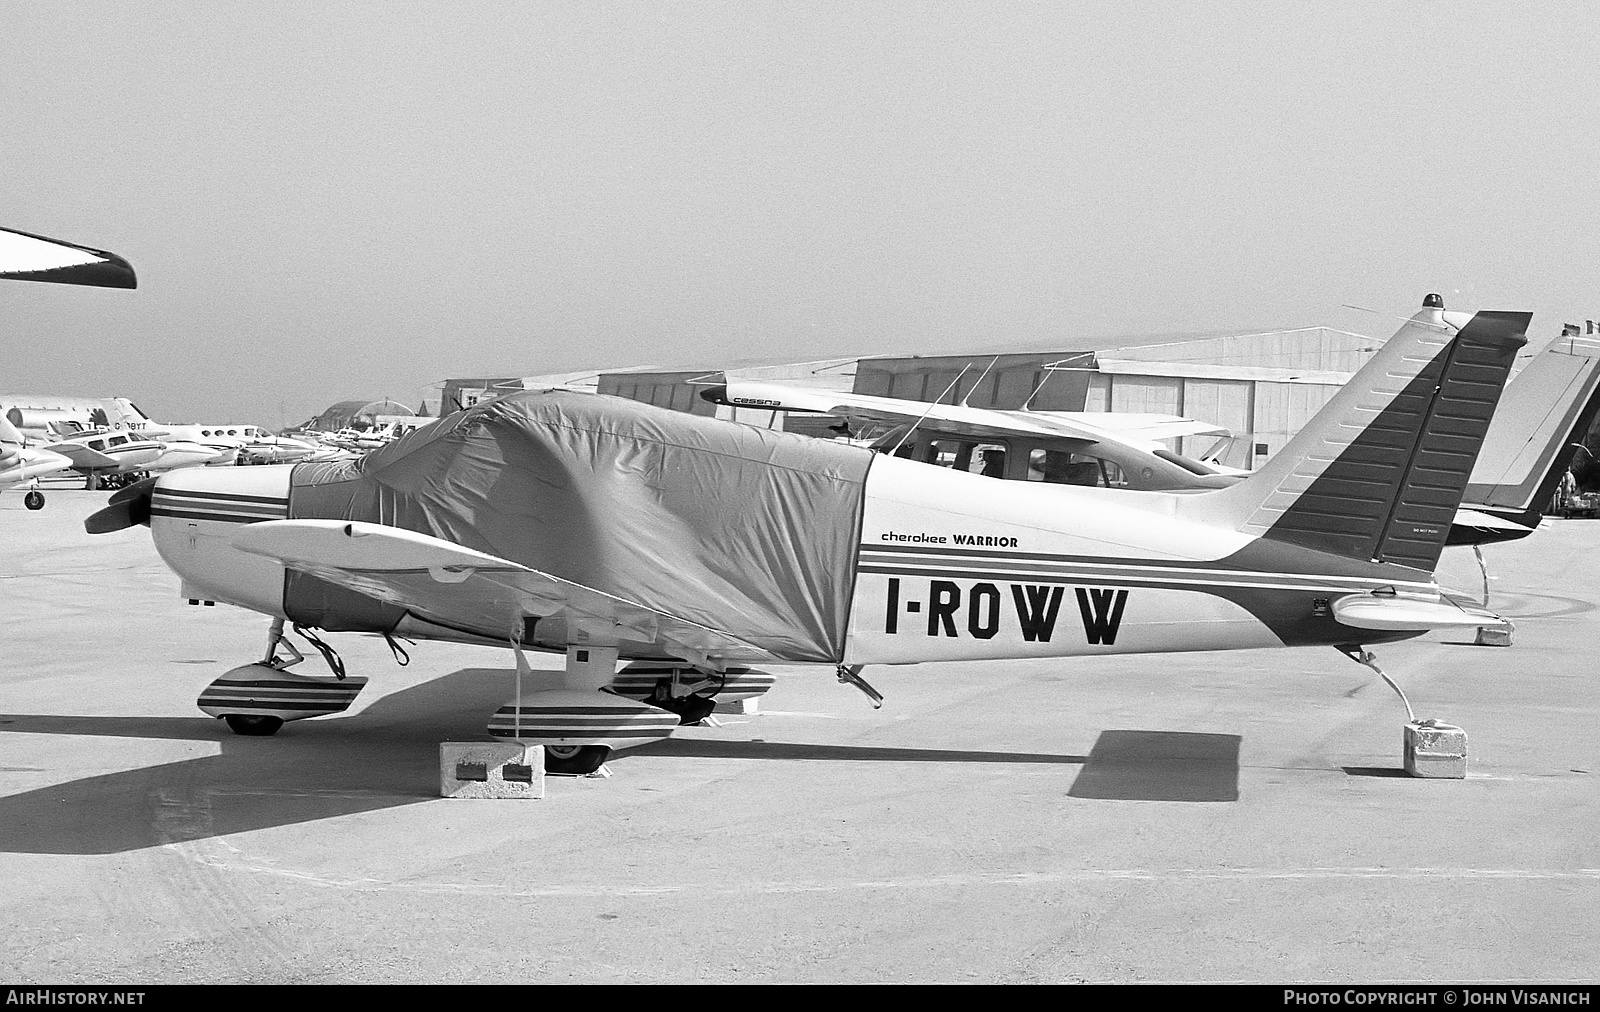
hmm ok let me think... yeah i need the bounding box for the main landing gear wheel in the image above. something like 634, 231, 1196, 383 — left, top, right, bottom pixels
648, 687, 719, 726
544, 744, 610, 775
23, 490, 44, 510
224, 714, 284, 737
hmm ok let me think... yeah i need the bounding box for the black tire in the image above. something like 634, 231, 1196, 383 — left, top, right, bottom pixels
23, 490, 44, 511
544, 744, 610, 775
224, 714, 284, 736
646, 684, 719, 725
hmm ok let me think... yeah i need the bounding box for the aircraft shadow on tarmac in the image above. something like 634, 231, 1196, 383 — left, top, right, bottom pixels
0, 671, 1240, 855
1066, 730, 1241, 803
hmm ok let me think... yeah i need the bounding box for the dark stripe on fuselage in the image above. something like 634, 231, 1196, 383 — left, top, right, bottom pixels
150, 507, 284, 525
154, 487, 290, 506
856, 538, 1431, 647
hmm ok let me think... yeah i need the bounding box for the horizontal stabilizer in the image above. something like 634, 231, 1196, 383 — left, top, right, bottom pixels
1332, 593, 1501, 631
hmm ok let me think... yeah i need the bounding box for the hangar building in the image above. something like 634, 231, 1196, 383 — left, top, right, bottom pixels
586, 328, 1378, 470
297, 398, 417, 433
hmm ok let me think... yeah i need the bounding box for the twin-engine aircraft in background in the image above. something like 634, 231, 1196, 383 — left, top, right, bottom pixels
0, 416, 72, 510
134, 423, 323, 466
89, 297, 1528, 775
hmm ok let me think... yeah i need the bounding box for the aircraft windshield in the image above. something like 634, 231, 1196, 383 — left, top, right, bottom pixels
1153, 449, 1218, 476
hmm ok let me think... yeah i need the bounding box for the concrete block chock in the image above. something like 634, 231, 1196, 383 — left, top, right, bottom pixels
440, 742, 545, 799
1403, 721, 1467, 779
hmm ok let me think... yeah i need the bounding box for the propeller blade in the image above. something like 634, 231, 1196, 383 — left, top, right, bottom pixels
107, 475, 158, 506
84, 477, 156, 533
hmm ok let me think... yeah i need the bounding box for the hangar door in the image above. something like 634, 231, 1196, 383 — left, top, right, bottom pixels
1252, 382, 1341, 467
1179, 379, 1252, 469
1109, 375, 1182, 416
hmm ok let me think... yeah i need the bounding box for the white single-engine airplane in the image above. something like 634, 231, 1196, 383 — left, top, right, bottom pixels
0, 416, 72, 510
704, 323, 1600, 554
89, 298, 1525, 774
701, 377, 1243, 489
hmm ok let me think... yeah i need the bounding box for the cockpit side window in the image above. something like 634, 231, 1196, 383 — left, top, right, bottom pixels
1029, 448, 1117, 487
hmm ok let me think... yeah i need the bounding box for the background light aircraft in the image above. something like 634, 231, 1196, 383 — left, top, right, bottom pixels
1448, 333, 1600, 546
89, 298, 1527, 775
705, 324, 1600, 556
43, 429, 167, 490
143, 423, 321, 465
700, 378, 1244, 490
2, 226, 137, 509
0, 416, 71, 510
313, 416, 439, 452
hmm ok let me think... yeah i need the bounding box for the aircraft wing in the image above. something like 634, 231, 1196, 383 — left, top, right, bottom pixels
40, 442, 119, 470
707, 381, 1099, 445
0, 450, 72, 486
0, 226, 136, 289
1026, 412, 1231, 442
232, 519, 781, 667
706, 379, 1238, 453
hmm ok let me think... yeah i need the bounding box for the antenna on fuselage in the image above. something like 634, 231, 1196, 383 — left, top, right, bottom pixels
887, 364, 972, 457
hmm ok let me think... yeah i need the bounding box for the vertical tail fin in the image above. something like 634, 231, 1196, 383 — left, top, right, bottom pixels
1182, 298, 1529, 572
1462, 335, 1600, 514
0, 413, 27, 448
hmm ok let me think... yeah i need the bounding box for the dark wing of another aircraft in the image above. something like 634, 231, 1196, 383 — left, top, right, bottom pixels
0, 226, 136, 289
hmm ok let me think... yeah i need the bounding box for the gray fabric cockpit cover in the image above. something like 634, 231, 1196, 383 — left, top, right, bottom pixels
287, 391, 874, 663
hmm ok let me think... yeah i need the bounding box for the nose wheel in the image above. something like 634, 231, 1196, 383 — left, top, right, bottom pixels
23, 489, 44, 510
224, 714, 284, 737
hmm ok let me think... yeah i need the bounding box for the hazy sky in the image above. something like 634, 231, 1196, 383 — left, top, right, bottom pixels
4, 3, 1599, 427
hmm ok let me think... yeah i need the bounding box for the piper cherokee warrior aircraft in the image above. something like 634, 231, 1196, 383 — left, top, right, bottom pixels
88, 297, 1525, 775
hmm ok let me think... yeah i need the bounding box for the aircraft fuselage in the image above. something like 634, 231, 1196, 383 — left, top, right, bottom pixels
149, 453, 1430, 668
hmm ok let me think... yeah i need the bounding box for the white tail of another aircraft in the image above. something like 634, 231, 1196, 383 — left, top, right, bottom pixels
1463, 334, 1600, 516
1181, 298, 1530, 573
